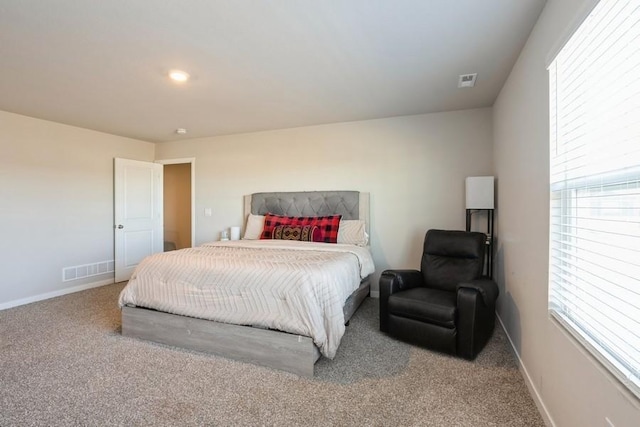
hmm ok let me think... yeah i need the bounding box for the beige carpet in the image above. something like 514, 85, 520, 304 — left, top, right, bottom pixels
0, 283, 544, 426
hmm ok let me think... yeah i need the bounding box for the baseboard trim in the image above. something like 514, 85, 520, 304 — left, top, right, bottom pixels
0, 277, 115, 311
496, 313, 555, 427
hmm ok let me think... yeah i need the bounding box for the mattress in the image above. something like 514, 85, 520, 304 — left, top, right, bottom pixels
118, 240, 375, 358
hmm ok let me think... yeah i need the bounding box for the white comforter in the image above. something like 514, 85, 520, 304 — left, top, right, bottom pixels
118, 240, 375, 358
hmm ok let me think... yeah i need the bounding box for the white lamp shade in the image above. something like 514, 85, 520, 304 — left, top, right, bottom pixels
466, 176, 494, 209
230, 226, 241, 241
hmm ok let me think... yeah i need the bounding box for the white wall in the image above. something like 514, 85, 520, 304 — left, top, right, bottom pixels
156, 109, 494, 291
0, 111, 155, 308
493, 0, 640, 425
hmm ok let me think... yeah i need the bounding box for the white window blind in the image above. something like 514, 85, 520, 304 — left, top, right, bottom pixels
549, 0, 640, 398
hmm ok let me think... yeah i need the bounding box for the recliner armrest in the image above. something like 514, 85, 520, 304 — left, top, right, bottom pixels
379, 269, 423, 333
456, 278, 499, 306
379, 270, 423, 297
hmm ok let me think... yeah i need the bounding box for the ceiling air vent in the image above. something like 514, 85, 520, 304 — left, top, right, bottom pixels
458, 73, 478, 88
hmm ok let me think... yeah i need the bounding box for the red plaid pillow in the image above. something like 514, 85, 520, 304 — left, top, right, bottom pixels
261, 214, 342, 243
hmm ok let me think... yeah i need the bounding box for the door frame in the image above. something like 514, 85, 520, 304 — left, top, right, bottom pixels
156, 158, 196, 248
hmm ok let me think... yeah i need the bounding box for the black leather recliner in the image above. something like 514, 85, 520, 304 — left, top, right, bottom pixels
379, 229, 499, 359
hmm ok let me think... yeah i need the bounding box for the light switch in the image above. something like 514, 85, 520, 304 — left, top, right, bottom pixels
204, 208, 212, 217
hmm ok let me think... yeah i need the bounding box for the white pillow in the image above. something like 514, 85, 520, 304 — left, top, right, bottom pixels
337, 220, 368, 246
243, 214, 265, 240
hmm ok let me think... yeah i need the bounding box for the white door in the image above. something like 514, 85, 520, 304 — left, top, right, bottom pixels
114, 158, 163, 282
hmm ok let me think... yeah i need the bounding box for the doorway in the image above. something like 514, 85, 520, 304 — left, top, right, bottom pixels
157, 158, 195, 251
114, 157, 195, 281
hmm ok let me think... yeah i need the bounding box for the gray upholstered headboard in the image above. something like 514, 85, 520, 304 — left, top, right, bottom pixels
243, 191, 370, 231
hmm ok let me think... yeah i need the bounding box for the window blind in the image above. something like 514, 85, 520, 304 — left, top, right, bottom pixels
548, 0, 640, 398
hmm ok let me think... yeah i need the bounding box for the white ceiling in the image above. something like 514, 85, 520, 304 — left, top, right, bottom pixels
0, 0, 546, 142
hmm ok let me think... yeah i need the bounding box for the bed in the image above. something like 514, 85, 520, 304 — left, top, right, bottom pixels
119, 191, 374, 376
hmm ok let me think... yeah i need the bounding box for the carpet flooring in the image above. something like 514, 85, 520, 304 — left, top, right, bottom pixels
0, 283, 544, 426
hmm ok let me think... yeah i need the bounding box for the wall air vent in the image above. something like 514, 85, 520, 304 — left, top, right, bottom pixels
458, 73, 478, 88
62, 260, 114, 282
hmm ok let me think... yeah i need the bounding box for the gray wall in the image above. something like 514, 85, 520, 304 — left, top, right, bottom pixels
155, 108, 494, 293
493, 0, 640, 425
0, 108, 492, 306
0, 111, 155, 307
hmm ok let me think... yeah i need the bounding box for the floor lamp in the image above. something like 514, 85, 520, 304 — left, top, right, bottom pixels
465, 176, 495, 278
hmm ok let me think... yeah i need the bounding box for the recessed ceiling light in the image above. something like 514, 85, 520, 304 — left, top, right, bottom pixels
176, 128, 187, 135
169, 70, 190, 83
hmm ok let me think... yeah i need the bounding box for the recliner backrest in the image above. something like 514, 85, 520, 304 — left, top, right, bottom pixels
421, 229, 486, 292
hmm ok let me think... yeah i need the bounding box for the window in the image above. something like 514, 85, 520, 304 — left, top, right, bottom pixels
548, 0, 640, 398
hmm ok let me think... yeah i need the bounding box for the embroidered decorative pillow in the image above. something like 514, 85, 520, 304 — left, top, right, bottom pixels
272, 225, 321, 242
261, 214, 342, 243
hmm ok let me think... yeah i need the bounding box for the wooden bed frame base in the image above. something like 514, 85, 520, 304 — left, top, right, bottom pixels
122, 278, 370, 377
